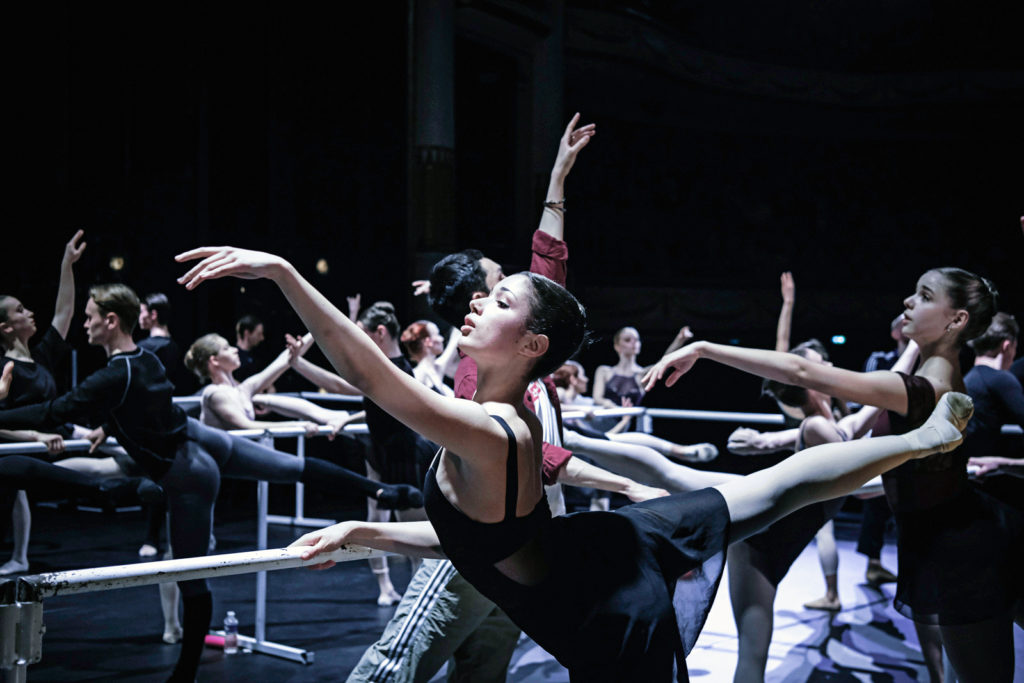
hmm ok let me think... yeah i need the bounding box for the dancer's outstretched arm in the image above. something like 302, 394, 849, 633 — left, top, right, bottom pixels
177, 248, 510, 460
240, 334, 310, 397
292, 520, 445, 567
285, 333, 362, 395
716, 392, 971, 542
775, 272, 795, 353
52, 230, 86, 338
644, 341, 911, 413
538, 113, 595, 242
835, 340, 920, 439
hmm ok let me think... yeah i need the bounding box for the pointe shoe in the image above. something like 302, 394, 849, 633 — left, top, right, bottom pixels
865, 564, 898, 586
0, 559, 29, 576
162, 625, 183, 644
673, 443, 719, 463
906, 392, 973, 455
803, 595, 841, 611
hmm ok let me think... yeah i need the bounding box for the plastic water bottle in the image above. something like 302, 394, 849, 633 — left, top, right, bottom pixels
223, 610, 239, 654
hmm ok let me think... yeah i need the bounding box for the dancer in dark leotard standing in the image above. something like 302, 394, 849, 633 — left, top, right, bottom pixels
646, 267, 1020, 683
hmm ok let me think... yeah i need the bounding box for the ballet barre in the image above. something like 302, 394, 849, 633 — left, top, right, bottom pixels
0, 544, 389, 680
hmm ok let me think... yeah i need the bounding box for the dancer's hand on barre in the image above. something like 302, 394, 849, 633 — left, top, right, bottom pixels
0, 361, 12, 400
34, 431, 66, 455
290, 520, 444, 568
85, 426, 107, 453
642, 344, 701, 390
324, 411, 360, 439
968, 456, 1022, 477
176, 247, 288, 288
291, 521, 360, 570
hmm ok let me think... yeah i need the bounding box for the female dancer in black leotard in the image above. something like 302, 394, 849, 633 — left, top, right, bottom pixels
178, 245, 971, 682
0, 230, 86, 575
646, 267, 1019, 683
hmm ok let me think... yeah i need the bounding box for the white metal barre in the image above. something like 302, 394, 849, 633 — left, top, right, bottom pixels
0, 545, 389, 677
24, 545, 387, 599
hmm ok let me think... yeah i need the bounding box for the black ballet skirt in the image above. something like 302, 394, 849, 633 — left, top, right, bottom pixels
883, 372, 1024, 625
425, 418, 730, 682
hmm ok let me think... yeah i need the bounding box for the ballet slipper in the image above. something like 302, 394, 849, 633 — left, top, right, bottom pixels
162, 625, 183, 644
803, 595, 841, 611
377, 589, 402, 606
0, 559, 29, 575
865, 564, 898, 585
671, 443, 719, 463
902, 392, 973, 456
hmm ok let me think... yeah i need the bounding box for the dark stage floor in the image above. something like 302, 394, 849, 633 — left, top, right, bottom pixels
5, 491, 1023, 681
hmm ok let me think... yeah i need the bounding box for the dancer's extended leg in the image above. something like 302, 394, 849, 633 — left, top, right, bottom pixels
186, 417, 422, 509
716, 393, 971, 543
563, 428, 734, 492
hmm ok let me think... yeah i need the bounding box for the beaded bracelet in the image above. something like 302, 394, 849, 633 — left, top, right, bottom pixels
544, 198, 566, 212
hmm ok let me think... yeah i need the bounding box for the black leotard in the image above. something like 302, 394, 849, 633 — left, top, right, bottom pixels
424, 415, 730, 681
883, 372, 1024, 625
1, 326, 68, 410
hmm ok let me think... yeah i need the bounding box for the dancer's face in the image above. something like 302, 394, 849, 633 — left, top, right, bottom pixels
614, 328, 641, 358
138, 304, 154, 331
478, 257, 505, 290
425, 322, 445, 356
460, 274, 539, 368
0, 298, 36, 343
213, 338, 241, 372
83, 298, 114, 346
901, 272, 961, 344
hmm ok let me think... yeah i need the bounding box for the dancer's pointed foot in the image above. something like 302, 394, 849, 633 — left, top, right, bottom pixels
865, 563, 898, 586
672, 443, 719, 463
905, 392, 973, 455
377, 588, 402, 606
803, 595, 841, 611
375, 484, 424, 510
0, 559, 29, 575
162, 625, 183, 644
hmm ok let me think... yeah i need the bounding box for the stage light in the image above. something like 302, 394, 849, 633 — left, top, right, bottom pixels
109, 256, 125, 271
831, 335, 846, 345
316, 258, 329, 275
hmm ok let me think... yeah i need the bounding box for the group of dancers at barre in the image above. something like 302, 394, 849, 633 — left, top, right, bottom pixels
1, 115, 1021, 682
